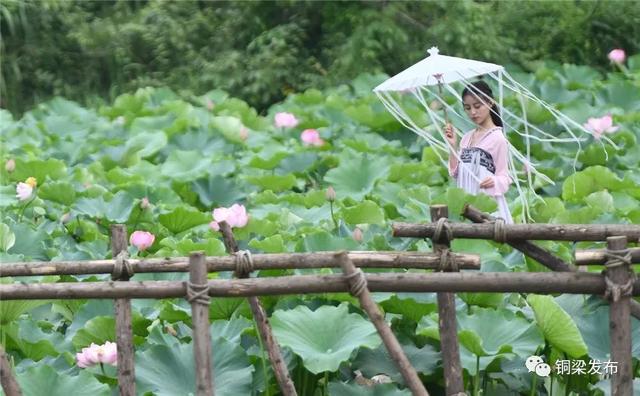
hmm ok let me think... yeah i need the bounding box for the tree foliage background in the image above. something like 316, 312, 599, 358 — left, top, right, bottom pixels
2, 0, 639, 114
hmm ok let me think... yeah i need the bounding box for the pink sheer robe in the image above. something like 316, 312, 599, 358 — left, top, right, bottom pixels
448, 127, 513, 223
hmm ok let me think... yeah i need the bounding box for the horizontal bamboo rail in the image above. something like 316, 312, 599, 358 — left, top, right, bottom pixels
392, 222, 640, 242
575, 247, 640, 266
0, 251, 480, 277
2, 272, 639, 300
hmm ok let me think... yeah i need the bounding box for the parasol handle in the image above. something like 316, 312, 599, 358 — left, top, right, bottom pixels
436, 79, 450, 125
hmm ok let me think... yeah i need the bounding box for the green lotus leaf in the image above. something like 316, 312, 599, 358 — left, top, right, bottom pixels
158, 206, 211, 234
527, 294, 588, 358
7, 158, 67, 183
295, 231, 359, 252
271, 304, 381, 374
556, 295, 640, 361
124, 130, 168, 158
37, 181, 77, 205
71, 316, 116, 349
175, 237, 226, 256
0, 223, 15, 252
16, 365, 110, 396
7, 223, 48, 260
246, 174, 297, 192
585, 190, 615, 214
562, 166, 625, 202
379, 295, 437, 323
210, 317, 253, 344
161, 150, 211, 181
211, 115, 245, 144
341, 200, 386, 226
353, 341, 440, 382
248, 144, 289, 170
209, 298, 252, 322
249, 234, 286, 253
323, 153, 390, 200
328, 381, 411, 396
136, 338, 253, 396
192, 175, 246, 207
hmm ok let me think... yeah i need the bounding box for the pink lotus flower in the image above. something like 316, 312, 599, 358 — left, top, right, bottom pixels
608, 49, 626, 64
352, 227, 363, 243
300, 129, 324, 146
16, 177, 37, 201
140, 197, 150, 209
239, 126, 249, 141
211, 203, 249, 230
76, 341, 118, 368
130, 230, 155, 251
5, 159, 15, 173
274, 112, 299, 128
584, 114, 619, 140
326, 186, 336, 202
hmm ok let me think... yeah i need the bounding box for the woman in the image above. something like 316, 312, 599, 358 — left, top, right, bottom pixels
445, 80, 514, 223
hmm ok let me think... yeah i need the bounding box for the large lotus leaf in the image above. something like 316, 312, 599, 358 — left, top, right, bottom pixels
247, 143, 289, 170
271, 304, 381, 374
72, 190, 134, 223
5, 319, 68, 360
7, 223, 48, 260
6, 158, 67, 183
527, 294, 588, 358
323, 153, 390, 200
124, 130, 168, 159
136, 338, 253, 396
210, 115, 246, 144
71, 316, 116, 349
457, 308, 543, 358
562, 166, 626, 202
246, 174, 298, 192
328, 381, 411, 396
210, 317, 253, 344
556, 295, 640, 361
158, 206, 211, 234
352, 341, 440, 383
209, 297, 252, 321
585, 190, 615, 214
341, 200, 386, 226
175, 237, 226, 256
0, 223, 15, 252
14, 365, 110, 396
192, 175, 246, 207
161, 150, 211, 181
37, 181, 77, 205
278, 152, 319, 174
295, 231, 359, 252
379, 295, 437, 323
249, 234, 286, 253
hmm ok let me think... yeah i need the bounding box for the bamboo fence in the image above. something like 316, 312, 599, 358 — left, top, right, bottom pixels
0, 204, 638, 396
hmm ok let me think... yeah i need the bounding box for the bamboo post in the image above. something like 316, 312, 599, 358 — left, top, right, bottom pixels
429, 205, 466, 396
218, 221, 297, 396
463, 204, 640, 321
187, 252, 214, 396
110, 225, 135, 396
604, 237, 633, 396
0, 345, 22, 396
336, 252, 428, 396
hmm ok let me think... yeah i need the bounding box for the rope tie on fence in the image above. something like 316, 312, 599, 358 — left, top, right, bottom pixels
186, 281, 211, 305
437, 248, 459, 272
234, 249, 254, 277
111, 251, 133, 281
433, 217, 452, 243
602, 248, 636, 302
345, 269, 367, 297
492, 218, 507, 243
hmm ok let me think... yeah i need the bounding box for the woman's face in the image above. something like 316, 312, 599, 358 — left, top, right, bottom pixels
463, 94, 493, 126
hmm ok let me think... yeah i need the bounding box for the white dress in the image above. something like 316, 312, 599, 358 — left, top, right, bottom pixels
449, 127, 514, 224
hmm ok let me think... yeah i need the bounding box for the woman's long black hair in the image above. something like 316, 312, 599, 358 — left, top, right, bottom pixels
461, 80, 503, 127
